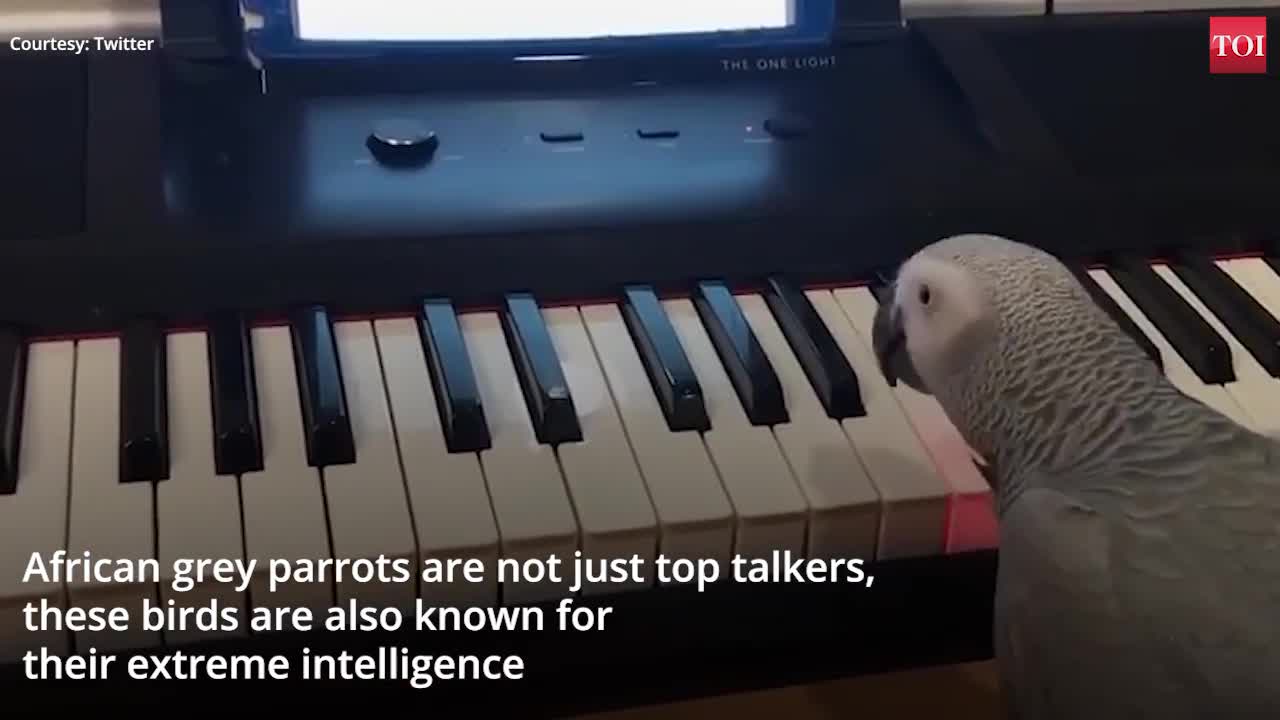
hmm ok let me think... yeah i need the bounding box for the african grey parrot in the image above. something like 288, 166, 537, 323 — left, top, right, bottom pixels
870, 233, 1280, 718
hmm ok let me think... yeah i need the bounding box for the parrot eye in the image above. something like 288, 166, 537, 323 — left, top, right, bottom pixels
918, 284, 932, 306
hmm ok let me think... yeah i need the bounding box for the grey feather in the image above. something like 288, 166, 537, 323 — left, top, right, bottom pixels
879, 234, 1280, 718
997, 427, 1280, 718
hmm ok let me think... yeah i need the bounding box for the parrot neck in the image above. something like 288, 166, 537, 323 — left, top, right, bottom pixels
985, 376, 1184, 515
947, 305, 1190, 517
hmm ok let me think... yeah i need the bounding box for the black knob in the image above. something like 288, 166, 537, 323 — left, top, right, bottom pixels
367, 118, 439, 167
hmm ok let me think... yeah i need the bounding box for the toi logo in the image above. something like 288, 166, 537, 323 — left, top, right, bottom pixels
1210, 16, 1266, 74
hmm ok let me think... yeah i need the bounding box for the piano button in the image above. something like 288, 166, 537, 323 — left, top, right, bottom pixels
208, 312, 263, 475
323, 321, 418, 610
0, 329, 25, 495
764, 276, 865, 420
66, 337, 158, 651
367, 118, 439, 167
1152, 265, 1280, 435
581, 303, 734, 576
462, 311, 579, 604
835, 287, 998, 553
544, 306, 658, 594
637, 128, 679, 140
156, 331, 247, 645
540, 130, 584, 143
239, 326, 334, 617
693, 280, 788, 426
1171, 254, 1280, 378
374, 318, 499, 606
290, 305, 356, 467
501, 293, 582, 445
737, 293, 882, 560
418, 298, 491, 453
1088, 270, 1249, 425
119, 319, 169, 483
1070, 265, 1163, 372
621, 285, 709, 433
763, 114, 812, 139
0, 341, 73, 661
808, 289, 949, 560
665, 299, 808, 559
1108, 258, 1234, 385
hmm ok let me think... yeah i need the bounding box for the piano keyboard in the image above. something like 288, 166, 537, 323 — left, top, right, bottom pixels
5, 253, 1280, 664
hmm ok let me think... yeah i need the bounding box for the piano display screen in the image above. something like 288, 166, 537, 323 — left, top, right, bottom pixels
292, 0, 798, 42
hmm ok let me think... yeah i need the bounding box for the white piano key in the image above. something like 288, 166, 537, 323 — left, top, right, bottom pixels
372, 318, 499, 607
664, 298, 809, 560
461, 312, 579, 604
736, 293, 883, 561
65, 337, 157, 652
543, 307, 658, 595
155, 331, 247, 646
319, 321, 418, 611
0, 341, 74, 662
238, 326, 333, 620
904, 0, 1044, 19
1153, 265, 1280, 435
1054, 0, 1279, 14
832, 287, 999, 553
806, 289, 950, 560
579, 304, 735, 583
1088, 270, 1249, 425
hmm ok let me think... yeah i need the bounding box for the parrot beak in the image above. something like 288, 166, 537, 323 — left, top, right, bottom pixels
871, 288, 928, 394
872, 295, 904, 387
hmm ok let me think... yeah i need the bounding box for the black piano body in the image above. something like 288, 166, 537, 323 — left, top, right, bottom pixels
1, 0, 1278, 712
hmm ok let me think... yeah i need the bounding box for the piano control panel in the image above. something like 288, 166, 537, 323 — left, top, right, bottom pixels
356, 108, 817, 169
157, 65, 994, 251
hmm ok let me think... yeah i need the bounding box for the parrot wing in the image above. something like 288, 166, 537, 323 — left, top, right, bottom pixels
995, 451, 1280, 719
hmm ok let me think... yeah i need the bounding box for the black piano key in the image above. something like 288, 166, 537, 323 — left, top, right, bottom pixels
501, 293, 582, 445
208, 312, 263, 475
1264, 253, 1280, 282
1069, 265, 1164, 372
1171, 253, 1280, 377
764, 276, 865, 419
119, 320, 169, 483
870, 269, 896, 296
289, 306, 356, 467
0, 329, 26, 495
692, 280, 788, 426
621, 285, 709, 433
418, 298, 491, 453
1108, 258, 1234, 384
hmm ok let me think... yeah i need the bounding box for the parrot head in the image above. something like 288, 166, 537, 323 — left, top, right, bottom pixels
870, 233, 1163, 485
872, 234, 1005, 398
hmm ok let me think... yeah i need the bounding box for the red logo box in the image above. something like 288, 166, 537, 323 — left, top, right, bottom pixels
1210, 16, 1267, 74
